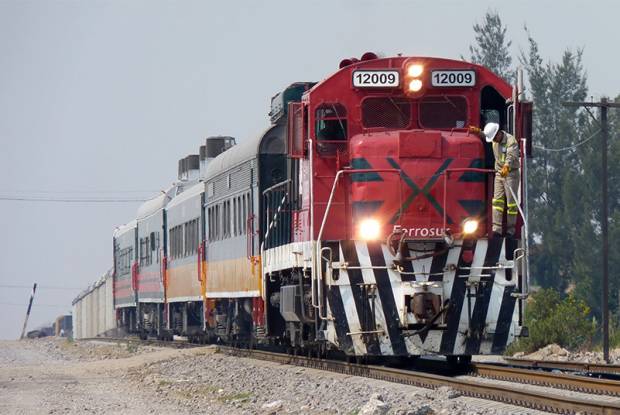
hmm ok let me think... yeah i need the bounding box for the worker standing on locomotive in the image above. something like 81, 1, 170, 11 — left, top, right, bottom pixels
482, 122, 521, 237
469, 122, 521, 236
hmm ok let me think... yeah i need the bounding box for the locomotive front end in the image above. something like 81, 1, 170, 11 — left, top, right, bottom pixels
305, 56, 531, 358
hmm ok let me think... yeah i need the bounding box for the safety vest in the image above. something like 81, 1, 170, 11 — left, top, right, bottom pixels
493, 132, 520, 172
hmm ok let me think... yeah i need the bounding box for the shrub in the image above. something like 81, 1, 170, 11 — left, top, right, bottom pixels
608, 321, 620, 349
507, 288, 596, 354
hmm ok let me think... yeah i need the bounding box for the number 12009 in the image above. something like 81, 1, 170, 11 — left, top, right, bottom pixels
431, 70, 475, 87
352, 71, 399, 88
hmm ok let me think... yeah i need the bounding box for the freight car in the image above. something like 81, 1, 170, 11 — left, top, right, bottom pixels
86, 53, 533, 361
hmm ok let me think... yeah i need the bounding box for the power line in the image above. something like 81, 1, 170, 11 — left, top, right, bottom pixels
0, 196, 147, 203
0, 284, 82, 290
533, 129, 601, 152
0, 189, 159, 194
0, 302, 70, 308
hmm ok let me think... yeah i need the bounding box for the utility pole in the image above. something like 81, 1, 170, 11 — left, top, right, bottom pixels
19, 283, 37, 340
564, 98, 620, 363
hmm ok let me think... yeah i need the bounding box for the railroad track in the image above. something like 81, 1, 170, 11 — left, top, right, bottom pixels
82, 336, 200, 349
471, 362, 620, 396
504, 357, 620, 376
81, 338, 620, 414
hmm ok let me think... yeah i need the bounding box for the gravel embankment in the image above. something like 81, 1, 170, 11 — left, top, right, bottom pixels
128, 346, 543, 414
0, 338, 546, 414
515, 343, 620, 364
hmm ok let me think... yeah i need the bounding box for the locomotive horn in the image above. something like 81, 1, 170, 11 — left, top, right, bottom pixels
361, 52, 378, 61
339, 58, 353, 69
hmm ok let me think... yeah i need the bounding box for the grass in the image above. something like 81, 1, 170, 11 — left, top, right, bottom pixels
217, 391, 252, 403
125, 342, 139, 353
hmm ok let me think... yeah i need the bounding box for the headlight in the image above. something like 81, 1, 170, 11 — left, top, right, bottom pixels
359, 219, 381, 240
407, 64, 424, 77
462, 219, 479, 235
408, 79, 423, 92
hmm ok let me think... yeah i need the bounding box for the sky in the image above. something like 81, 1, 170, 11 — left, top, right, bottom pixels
0, 0, 617, 339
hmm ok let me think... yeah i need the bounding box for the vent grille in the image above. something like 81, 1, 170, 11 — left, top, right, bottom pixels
362, 97, 411, 129
419, 96, 468, 129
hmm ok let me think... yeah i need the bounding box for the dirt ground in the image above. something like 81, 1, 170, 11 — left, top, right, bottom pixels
0, 338, 544, 415
0, 339, 205, 414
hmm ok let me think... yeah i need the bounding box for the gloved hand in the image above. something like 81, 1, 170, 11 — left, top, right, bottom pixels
500, 165, 510, 177
468, 126, 481, 135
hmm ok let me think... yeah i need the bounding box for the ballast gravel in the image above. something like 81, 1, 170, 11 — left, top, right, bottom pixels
129, 346, 543, 414
0, 338, 547, 414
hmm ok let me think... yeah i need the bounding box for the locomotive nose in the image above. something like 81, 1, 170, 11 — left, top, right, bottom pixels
349, 130, 485, 240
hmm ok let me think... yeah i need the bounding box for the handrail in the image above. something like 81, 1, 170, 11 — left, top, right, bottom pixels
262, 179, 291, 196
505, 180, 529, 296
520, 136, 531, 305
259, 190, 289, 312
313, 168, 401, 320
263, 193, 288, 243
442, 167, 529, 296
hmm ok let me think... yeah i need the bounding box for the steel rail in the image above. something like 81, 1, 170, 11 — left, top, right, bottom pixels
504, 357, 620, 375
81, 337, 201, 349
472, 362, 620, 397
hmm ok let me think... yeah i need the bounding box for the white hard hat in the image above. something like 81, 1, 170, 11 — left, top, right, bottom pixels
483, 123, 500, 143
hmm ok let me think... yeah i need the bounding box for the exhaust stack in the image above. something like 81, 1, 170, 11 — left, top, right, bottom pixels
177, 154, 200, 182
199, 145, 207, 178
204, 136, 235, 169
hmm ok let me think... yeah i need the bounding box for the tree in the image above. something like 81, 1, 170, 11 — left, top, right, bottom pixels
466, 10, 513, 82
519, 31, 591, 293
572, 95, 620, 319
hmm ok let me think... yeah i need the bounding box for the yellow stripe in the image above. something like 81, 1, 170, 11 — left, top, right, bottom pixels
493, 206, 504, 212
507, 203, 518, 215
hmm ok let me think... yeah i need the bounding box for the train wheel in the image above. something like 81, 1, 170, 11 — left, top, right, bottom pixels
460, 355, 472, 365
446, 355, 471, 370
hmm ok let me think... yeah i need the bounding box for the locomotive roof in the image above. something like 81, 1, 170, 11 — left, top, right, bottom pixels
309, 55, 512, 99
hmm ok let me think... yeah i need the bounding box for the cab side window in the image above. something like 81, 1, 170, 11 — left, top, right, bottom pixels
315, 104, 347, 141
